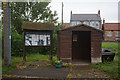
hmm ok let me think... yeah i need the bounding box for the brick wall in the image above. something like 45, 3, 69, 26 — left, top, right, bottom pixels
104, 31, 120, 41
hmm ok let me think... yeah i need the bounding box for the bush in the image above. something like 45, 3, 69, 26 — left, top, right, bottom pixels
11, 30, 51, 56
11, 29, 57, 56
2, 25, 60, 57
11, 29, 23, 56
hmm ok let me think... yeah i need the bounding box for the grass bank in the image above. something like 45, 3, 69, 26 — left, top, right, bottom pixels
2, 54, 57, 74
102, 43, 119, 55
91, 43, 119, 78
91, 56, 118, 78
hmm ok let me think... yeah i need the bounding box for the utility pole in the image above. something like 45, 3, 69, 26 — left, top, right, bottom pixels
3, 1, 11, 67
61, 2, 63, 25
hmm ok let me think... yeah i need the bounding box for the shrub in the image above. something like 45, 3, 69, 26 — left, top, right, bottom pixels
2, 25, 59, 57
11, 29, 23, 56
11, 29, 57, 56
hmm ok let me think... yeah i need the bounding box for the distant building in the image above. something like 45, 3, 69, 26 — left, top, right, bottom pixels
63, 23, 70, 28
70, 10, 102, 30
102, 20, 120, 41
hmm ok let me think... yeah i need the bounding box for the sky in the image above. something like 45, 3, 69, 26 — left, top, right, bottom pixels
0, 0, 119, 23
0, 2, 2, 20
49, 0, 120, 23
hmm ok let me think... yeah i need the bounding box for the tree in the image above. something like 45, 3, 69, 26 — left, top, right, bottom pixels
10, 2, 58, 34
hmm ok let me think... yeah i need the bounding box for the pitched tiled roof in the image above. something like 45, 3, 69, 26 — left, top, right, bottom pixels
103, 23, 120, 30
71, 14, 101, 21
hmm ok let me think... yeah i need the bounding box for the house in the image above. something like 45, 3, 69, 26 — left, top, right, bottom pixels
102, 20, 120, 41
63, 23, 70, 28
57, 24, 103, 64
70, 10, 102, 30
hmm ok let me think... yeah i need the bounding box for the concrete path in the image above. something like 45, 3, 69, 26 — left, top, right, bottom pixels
6, 61, 69, 79
67, 65, 110, 78
2, 61, 113, 79
7, 66, 69, 79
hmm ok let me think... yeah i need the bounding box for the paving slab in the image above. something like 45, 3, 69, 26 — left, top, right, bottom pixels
68, 65, 110, 78
7, 65, 70, 79
4, 61, 113, 79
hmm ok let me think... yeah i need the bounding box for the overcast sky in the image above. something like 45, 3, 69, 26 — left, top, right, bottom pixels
49, 0, 120, 23
0, 0, 120, 23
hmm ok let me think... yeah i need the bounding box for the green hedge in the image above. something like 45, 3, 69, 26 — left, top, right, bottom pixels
11, 29, 23, 56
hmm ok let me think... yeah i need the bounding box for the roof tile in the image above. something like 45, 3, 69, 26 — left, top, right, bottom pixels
71, 14, 101, 21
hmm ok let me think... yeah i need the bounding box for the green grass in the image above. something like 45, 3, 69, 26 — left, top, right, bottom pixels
2, 56, 22, 74
91, 56, 118, 78
2, 54, 57, 74
2, 43, 119, 77
27, 54, 57, 61
91, 43, 119, 79
0, 29, 2, 38
102, 43, 119, 55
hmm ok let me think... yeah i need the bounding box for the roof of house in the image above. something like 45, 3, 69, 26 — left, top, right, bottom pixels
58, 24, 103, 33
103, 23, 120, 30
71, 14, 101, 21
22, 22, 54, 31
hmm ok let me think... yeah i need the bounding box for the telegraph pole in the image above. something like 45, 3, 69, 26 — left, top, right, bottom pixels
61, 2, 63, 25
3, 1, 11, 67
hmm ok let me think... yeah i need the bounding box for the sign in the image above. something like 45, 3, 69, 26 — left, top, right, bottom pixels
25, 32, 50, 46
73, 34, 77, 41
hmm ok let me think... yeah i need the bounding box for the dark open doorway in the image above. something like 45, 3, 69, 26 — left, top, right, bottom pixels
72, 31, 91, 64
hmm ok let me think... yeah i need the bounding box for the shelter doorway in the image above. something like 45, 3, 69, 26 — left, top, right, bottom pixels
72, 31, 91, 64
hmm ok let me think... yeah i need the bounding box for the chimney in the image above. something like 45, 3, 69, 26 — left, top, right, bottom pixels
98, 10, 100, 15
70, 11, 72, 23
71, 11, 72, 15
102, 18, 105, 30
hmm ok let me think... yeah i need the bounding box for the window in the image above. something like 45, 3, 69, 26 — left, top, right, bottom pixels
90, 21, 95, 27
83, 21, 89, 25
76, 21, 81, 25
107, 32, 112, 37
115, 32, 120, 37
95, 21, 100, 27
71, 21, 76, 26
115, 38, 120, 41
90, 21, 100, 27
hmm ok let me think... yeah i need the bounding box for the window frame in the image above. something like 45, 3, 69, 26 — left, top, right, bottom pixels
115, 32, 120, 37
71, 21, 76, 26
90, 21, 100, 27
83, 21, 89, 25
76, 21, 81, 25
107, 32, 112, 37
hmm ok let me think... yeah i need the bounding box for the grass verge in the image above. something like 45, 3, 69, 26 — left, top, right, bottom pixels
2, 54, 57, 74
91, 42, 119, 79
102, 43, 119, 55
91, 56, 118, 78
